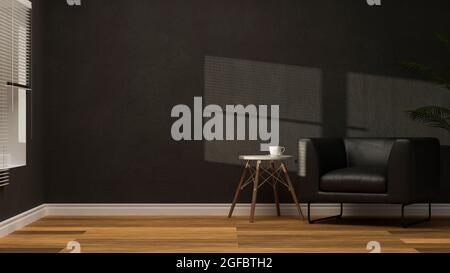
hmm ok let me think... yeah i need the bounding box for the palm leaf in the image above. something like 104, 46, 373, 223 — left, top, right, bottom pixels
408, 106, 450, 133
402, 61, 450, 90
401, 33, 450, 90
402, 33, 450, 134
435, 32, 449, 50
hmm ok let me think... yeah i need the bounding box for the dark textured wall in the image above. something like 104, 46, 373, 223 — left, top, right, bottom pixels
0, 2, 45, 222
34, 0, 450, 203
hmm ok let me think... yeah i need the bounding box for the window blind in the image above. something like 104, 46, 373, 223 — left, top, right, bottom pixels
0, 0, 31, 183
12, 0, 31, 88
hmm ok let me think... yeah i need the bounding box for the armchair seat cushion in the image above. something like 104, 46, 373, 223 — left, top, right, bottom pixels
320, 167, 387, 193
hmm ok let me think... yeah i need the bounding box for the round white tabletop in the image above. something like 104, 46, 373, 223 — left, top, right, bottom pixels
238, 155, 293, 161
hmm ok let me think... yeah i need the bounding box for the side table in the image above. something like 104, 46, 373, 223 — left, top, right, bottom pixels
228, 155, 304, 222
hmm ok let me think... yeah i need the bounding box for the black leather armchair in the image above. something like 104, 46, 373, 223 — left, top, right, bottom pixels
297, 138, 440, 227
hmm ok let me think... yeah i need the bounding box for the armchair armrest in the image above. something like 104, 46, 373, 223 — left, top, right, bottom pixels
387, 138, 440, 203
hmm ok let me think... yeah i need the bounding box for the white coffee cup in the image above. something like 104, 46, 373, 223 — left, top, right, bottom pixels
269, 146, 285, 156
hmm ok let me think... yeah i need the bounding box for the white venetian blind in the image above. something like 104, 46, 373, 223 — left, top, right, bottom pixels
0, 0, 31, 180
12, 0, 31, 87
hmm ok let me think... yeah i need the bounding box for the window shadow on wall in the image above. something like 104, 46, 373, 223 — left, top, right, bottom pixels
203, 56, 450, 201
203, 56, 367, 171
346, 72, 450, 143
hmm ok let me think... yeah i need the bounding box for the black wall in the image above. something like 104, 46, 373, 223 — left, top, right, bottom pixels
0, 2, 45, 222
30, 0, 450, 204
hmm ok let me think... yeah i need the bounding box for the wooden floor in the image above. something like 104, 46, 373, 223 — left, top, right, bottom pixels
1, 216, 450, 253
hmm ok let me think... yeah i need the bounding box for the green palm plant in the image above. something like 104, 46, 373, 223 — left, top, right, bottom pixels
402, 33, 450, 133
407, 106, 450, 132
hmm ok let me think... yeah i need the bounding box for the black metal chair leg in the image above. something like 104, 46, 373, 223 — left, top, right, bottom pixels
401, 202, 431, 228
308, 202, 343, 224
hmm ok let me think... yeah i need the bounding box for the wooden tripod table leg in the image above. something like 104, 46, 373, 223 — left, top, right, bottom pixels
280, 162, 304, 219
271, 161, 281, 216
250, 160, 261, 223
228, 161, 249, 218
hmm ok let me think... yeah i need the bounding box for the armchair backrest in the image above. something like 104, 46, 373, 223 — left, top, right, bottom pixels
344, 139, 395, 170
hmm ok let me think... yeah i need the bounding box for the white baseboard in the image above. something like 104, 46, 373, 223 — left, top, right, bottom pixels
2, 203, 450, 238
0, 204, 47, 237
45, 203, 446, 217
